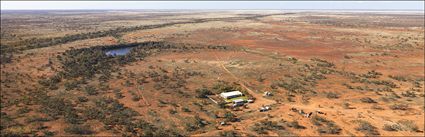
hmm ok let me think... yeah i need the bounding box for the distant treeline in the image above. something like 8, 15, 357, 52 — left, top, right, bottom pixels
10, 13, 294, 51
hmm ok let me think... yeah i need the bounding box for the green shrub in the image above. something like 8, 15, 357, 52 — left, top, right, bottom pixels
42, 130, 55, 137
37, 94, 76, 119
398, 119, 419, 132
181, 107, 191, 112
383, 123, 402, 131
287, 120, 306, 129
77, 96, 88, 102
113, 89, 124, 99
64, 111, 81, 124
401, 90, 417, 98
196, 87, 212, 98
64, 124, 93, 135
388, 75, 408, 82
131, 95, 140, 101
355, 120, 380, 136
390, 104, 409, 110
360, 97, 377, 103
212, 81, 241, 94
83, 107, 105, 120
16, 107, 31, 114
251, 120, 284, 134
24, 115, 50, 123
64, 81, 79, 91
311, 58, 335, 68
362, 70, 382, 78
224, 112, 237, 122
185, 116, 207, 132
84, 86, 98, 95
219, 131, 239, 137
133, 119, 183, 136
169, 109, 177, 115
325, 92, 339, 99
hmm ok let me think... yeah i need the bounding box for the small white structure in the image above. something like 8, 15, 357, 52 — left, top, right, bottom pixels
259, 106, 271, 112
232, 99, 245, 106
220, 91, 243, 99
220, 121, 227, 126
263, 91, 272, 96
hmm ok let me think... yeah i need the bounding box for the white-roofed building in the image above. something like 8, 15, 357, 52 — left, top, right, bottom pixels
233, 99, 245, 105
220, 91, 243, 99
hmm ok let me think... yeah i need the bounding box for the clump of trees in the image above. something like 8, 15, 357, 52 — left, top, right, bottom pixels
212, 80, 244, 94
83, 97, 139, 126
196, 87, 212, 98
58, 47, 116, 79
40, 41, 229, 91
184, 116, 208, 132
34, 90, 81, 124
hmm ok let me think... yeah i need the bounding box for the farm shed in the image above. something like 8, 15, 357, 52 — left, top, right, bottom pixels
220, 91, 243, 99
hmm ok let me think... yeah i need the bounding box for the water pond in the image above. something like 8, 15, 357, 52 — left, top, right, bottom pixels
105, 47, 133, 56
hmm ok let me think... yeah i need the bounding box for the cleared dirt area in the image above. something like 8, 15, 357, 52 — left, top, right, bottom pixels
1, 10, 424, 136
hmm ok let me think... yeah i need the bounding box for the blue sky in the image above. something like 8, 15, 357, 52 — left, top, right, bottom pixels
1, 1, 424, 10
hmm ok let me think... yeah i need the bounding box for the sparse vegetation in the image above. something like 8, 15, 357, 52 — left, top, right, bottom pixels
360, 97, 377, 103
325, 92, 340, 99
251, 120, 285, 134
196, 87, 212, 98
383, 123, 402, 131
398, 119, 419, 132
64, 124, 94, 135
390, 103, 409, 110
1, 10, 424, 136
310, 116, 342, 134
219, 131, 240, 137
354, 120, 380, 136
286, 120, 306, 129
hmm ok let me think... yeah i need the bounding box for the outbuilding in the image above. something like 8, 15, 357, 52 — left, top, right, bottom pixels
220, 91, 243, 99
232, 99, 245, 106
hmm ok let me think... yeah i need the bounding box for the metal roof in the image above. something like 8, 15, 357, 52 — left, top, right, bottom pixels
220, 91, 242, 98
232, 99, 245, 103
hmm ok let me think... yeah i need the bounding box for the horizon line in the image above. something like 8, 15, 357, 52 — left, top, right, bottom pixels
1, 9, 424, 11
